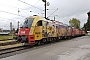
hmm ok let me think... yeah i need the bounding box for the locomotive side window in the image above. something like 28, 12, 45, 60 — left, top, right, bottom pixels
37, 20, 42, 26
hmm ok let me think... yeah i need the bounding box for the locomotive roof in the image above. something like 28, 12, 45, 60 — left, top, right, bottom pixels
28, 15, 69, 26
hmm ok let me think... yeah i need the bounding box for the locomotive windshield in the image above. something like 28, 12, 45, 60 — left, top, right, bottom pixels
22, 18, 34, 28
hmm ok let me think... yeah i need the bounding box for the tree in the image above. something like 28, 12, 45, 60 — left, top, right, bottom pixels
82, 23, 87, 32
83, 17, 90, 32
82, 11, 90, 32
86, 17, 90, 31
69, 18, 80, 29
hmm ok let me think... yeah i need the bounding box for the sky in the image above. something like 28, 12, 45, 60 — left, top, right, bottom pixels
0, 0, 90, 30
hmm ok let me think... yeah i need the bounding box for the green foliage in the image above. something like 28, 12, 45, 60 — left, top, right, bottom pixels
82, 11, 90, 32
81, 27, 85, 30
83, 17, 90, 32
69, 18, 80, 29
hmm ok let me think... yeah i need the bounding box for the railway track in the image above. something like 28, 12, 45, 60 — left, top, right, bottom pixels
0, 41, 33, 59
0, 40, 22, 50
0, 41, 17, 46
0, 40, 29, 57
0, 45, 31, 55
0, 40, 17, 46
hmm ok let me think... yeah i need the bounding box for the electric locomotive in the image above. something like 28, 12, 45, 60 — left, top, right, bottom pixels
17, 15, 45, 45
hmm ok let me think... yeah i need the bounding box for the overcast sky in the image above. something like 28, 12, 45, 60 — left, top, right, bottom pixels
0, 0, 90, 30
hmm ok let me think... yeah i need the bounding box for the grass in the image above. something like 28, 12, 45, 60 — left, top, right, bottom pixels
0, 35, 13, 41
85, 33, 88, 36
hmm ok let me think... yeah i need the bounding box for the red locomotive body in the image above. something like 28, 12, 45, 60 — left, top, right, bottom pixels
18, 28, 35, 44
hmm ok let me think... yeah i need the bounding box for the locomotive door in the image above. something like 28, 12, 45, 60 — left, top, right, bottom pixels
34, 20, 42, 40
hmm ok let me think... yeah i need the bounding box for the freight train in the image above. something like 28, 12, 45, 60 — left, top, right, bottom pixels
16, 15, 85, 45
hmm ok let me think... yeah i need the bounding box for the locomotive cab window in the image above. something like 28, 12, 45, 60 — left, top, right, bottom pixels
22, 18, 34, 28
37, 20, 42, 26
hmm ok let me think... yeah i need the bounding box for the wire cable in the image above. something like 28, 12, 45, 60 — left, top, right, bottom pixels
0, 16, 23, 21
33, 0, 41, 6
18, 0, 57, 18
18, 0, 43, 11
0, 3, 32, 14
0, 0, 59, 20
0, 10, 26, 18
48, 8, 58, 17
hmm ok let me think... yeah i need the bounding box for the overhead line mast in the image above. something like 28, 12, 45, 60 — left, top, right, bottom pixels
42, 0, 47, 19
